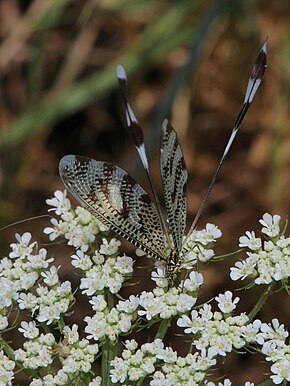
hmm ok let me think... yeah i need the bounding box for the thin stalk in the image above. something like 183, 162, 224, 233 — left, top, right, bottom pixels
248, 283, 274, 321
155, 318, 171, 340
101, 291, 117, 386
256, 380, 277, 386
101, 338, 117, 386
134, 319, 172, 386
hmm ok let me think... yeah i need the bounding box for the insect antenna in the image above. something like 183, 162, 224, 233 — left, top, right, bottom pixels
116, 64, 173, 249
0, 214, 52, 232
185, 40, 267, 241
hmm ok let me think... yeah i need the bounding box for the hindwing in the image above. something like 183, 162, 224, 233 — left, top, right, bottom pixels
160, 120, 188, 253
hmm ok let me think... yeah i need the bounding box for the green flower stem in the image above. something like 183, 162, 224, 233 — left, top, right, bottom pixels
155, 318, 171, 340
101, 337, 117, 386
248, 283, 275, 321
101, 291, 117, 386
57, 316, 66, 332
256, 379, 276, 386
0, 339, 15, 359
134, 319, 172, 386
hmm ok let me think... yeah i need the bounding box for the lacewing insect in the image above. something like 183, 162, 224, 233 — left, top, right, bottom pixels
59, 41, 267, 283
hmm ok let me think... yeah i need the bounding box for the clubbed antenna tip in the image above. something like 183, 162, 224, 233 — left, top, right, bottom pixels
187, 40, 268, 234
244, 39, 267, 104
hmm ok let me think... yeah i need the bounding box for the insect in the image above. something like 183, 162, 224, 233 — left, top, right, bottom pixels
59, 42, 267, 284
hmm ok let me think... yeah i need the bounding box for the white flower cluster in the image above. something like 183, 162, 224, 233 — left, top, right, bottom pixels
230, 213, 290, 284
88, 376, 102, 386
182, 223, 222, 265
44, 190, 108, 251
0, 350, 15, 385
3, 187, 289, 386
177, 295, 290, 385
84, 294, 139, 341
111, 339, 216, 385
255, 319, 290, 385
17, 268, 73, 325
0, 231, 74, 325
110, 339, 161, 383
15, 328, 56, 369
0, 232, 59, 327
177, 291, 250, 357
205, 381, 254, 386
73, 239, 134, 295
139, 271, 203, 321
16, 322, 99, 385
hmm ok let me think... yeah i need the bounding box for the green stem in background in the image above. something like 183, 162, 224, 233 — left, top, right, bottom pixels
101, 338, 117, 386
248, 283, 274, 321
57, 316, 66, 333
0, 2, 226, 150
135, 319, 172, 386
155, 318, 171, 340
101, 291, 117, 386
256, 380, 279, 386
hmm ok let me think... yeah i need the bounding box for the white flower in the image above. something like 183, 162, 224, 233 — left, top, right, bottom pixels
182, 271, 204, 293
89, 376, 102, 386
41, 266, 59, 286
177, 310, 202, 334
205, 223, 222, 240
117, 295, 139, 313
0, 350, 15, 385
43, 218, 69, 241
259, 213, 281, 237
99, 238, 121, 255
239, 231, 262, 250
37, 304, 62, 324
156, 347, 177, 363
0, 315, 8, 331
9, 232, 36, 259
192, 224, 222, 245
271, 359, 290, 384
215, 291, 239, 313
46, 190, 71, 215
258, 318, 288, 345
197, 247, 215, 262
181, 250, 198, 268
17, 292, 38, 311
110, 357, 129, 383
71, 250, 92, 270
115, 255, 134, 275
229, 255, 257, 281
151, 267, 168, 288
75, 206, 93, 225
89, 295, 107, 312
18, 321, 39, 339
84, 314, 107, 341
241, 319, 262, 343
63, 324, 79, 344
124, 339, 138, 351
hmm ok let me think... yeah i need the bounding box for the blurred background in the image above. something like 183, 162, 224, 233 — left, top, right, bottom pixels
0, 0, 290, 384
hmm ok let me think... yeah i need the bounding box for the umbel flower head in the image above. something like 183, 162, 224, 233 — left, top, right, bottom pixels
1, 189, 290, 385
230, 213, 290, 285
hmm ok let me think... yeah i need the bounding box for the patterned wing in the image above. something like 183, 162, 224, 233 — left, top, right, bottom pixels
59, 155, 168, 261
160, 120, 188, 253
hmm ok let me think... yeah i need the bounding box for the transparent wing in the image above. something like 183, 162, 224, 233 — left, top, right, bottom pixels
160, 120, 188, 252
59, 155, 168, 261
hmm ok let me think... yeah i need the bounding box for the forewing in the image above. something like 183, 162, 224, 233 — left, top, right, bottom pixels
59, 155, 168, 261
160, 120, 188, 252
